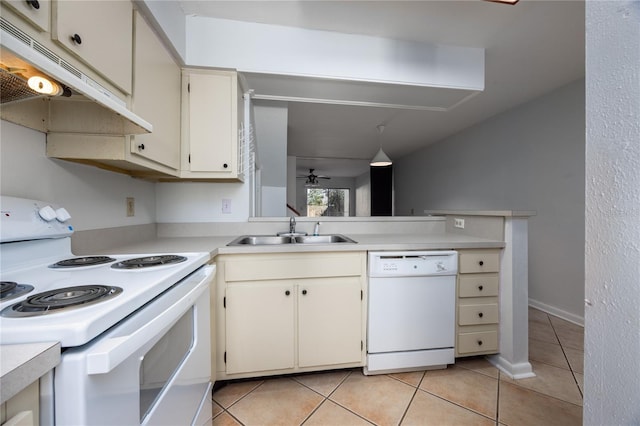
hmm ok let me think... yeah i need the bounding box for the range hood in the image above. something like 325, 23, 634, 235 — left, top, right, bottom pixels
0, 17, 151, 135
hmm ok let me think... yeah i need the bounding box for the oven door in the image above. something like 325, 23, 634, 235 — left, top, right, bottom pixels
54, 265, 214, 426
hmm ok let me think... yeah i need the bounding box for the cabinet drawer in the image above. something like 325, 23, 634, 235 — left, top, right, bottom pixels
459, 303, 499, 325
459, 250, 500, 273
458, 274, 499, 297
457, 330, 498, 354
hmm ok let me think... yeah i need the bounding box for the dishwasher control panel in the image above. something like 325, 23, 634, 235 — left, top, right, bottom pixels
368, 251, 458, 277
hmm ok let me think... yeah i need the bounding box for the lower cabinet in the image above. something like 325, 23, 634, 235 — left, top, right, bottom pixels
455, 249, 501, 357
215, 252, 366, 380
0, 381, 39, 426
225, 281, 295, 374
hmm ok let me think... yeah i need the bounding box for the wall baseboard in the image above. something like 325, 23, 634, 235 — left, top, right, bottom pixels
529, 298, 584, 327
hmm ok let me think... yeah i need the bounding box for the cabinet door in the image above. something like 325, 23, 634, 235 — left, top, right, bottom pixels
129, 12, 180, 170
52, 0, 132, 93
298, 277, 362, 368
186, 71, 237, 174
3, 0, 50, 32
225, 282, 295, 374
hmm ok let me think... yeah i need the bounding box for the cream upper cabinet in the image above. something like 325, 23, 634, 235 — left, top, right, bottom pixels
2, 0, 50, 32
129, 11, 180, 171
215, 252, 366, 380
46, 10, 180, 178
52, 0, 133, 93
181, 69, 244, 180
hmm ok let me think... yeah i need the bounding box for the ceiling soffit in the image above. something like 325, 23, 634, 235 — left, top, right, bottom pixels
186, 16, 485, 110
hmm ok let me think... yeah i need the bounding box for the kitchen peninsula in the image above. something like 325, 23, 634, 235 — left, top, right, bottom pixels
74, 212, 534, 380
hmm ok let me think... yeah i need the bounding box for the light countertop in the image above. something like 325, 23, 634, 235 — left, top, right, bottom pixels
95, 232, 504, 258
0, 342, 60, 403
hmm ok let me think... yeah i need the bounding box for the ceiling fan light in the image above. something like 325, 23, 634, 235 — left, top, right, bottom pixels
370, 147, 392, 167
484, 0, 519, 4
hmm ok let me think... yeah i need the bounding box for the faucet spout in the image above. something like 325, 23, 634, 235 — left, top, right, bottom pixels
289, 216, 296, 234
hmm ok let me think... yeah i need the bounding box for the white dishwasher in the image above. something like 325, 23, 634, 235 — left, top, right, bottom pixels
365, 251, 458, 375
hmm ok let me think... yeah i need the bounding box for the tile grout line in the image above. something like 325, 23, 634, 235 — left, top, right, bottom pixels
211, 379, 267, 425
396, 373, 424, 425
495, 370, 501, 426
298, 369, 356, 426
546, 314, 584, 400
416, 371, 499, 424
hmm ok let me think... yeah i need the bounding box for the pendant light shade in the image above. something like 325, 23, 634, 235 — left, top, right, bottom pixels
370, 147, 392, 167
370, 124, 392, 167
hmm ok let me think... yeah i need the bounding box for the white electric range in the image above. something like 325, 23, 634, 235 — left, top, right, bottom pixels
0, 196, 215, 425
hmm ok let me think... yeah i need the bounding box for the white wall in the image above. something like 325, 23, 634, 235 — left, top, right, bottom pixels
584, 1, 640, 424
395, 79, 585, 323
355, 171, 371, 217
0, 121, 156, 230
155, 181, 249, 222
254, 101, 288, 217
185, 16, 484, 90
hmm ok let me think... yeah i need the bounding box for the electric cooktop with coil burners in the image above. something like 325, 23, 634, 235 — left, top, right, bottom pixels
0, 196, 210, 347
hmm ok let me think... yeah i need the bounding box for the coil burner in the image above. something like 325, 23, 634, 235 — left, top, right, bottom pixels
2, 285, 123, 317
0, 281, 35, 301
111, 255, 187, 270
50, 256, 117, 268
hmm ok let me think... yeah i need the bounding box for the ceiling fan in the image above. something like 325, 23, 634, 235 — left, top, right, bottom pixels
297, 169, 330, 187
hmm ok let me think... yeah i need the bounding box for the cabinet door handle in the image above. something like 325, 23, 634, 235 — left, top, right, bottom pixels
477, 340, 484, 346
285, 290, 290, 296
223, 163, 229, 169
478, 260, 484, 266
71, 33, 82, 45
478, 285, 484, 291
138, 144, 145, 151
302, 289, 307, 295
26, 0, 40, 10
478, 312, 484, 318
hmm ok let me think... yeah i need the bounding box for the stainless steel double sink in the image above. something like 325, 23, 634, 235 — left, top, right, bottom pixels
227, 234, 357, 246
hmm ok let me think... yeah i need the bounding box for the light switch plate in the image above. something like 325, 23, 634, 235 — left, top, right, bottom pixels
222, 199, 232, 214
454, 218, 465, 229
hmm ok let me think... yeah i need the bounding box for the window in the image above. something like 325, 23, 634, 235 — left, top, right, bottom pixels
306, 188, 349, 217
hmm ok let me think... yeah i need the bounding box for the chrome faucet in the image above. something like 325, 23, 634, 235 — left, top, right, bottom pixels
289, 216, 296, 234
313, 221, 320, 236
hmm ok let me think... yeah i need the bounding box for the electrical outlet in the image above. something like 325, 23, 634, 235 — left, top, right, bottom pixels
126, 197, 135, 217
222, 199, 232, 214
454, 218, 465, 229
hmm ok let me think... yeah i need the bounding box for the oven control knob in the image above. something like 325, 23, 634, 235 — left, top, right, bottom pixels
55, 208, 72, 222
38, 205, 57, 221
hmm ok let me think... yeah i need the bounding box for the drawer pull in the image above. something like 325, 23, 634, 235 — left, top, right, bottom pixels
27, 0, 40, 9
71, 33, 82, 45
137, 144, 145, 151
478, 312, 484, 318
478, 260, 484, 266
285, 290, 290, 296
302, 289, 308, 295
477, 340, 483, 346
478, 285, 484, 291
223, 163, 229, 169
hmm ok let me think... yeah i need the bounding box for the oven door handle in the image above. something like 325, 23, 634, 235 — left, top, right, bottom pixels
85, 265, 214, 375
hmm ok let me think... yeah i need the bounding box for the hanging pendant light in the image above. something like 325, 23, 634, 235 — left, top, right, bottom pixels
370, 124, 392, 167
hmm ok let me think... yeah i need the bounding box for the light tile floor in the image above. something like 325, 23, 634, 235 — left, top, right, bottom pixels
205, 307, 583, 425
